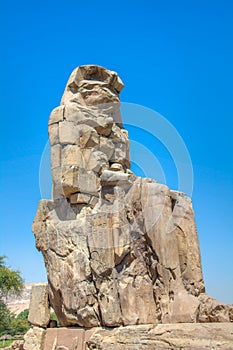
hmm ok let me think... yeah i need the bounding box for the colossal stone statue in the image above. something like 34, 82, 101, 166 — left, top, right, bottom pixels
32, 65, 232, 329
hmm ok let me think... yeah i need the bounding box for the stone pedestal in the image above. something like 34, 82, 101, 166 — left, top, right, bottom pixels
25, 324, 233, 350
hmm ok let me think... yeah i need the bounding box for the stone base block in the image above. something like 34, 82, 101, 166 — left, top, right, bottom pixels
43, 328, 95, 350
41, 323, 233, 350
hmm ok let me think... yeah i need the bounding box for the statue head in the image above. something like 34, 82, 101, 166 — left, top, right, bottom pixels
48, 65, 130, 205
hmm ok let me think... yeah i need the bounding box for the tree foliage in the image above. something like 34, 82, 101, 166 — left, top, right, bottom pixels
0, 306, 30, 336
0, 256, 29, 336
0, 303, 12, 336
17, 309, 29, 320
0, 256, 23, 299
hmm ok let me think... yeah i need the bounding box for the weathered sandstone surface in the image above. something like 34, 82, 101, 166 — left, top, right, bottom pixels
24, 324, 233, 350
28, 283, 50, 327
32, 65, 232, 329
24, 326, 45, 350
87, 323, 233, 350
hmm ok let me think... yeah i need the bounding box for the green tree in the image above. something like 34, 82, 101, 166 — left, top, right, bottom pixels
0, 256, 23, 300
0, 256, 27, 336
14, 309, 30, 334
0, 302, 12, 336
17, 309, 29, 320
8, 317, 29, 336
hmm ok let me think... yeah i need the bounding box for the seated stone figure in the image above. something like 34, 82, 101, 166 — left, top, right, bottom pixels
33, 65, 232, 328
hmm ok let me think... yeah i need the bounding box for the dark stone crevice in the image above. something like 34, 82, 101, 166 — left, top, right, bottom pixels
170, 197, 177, 211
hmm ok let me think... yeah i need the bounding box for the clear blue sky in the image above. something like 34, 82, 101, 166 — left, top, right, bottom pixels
0, 0, 232, 303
